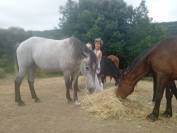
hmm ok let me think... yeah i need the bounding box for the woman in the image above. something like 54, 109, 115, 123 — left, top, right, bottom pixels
94, 38, 103, 74
94, 38, 103, 91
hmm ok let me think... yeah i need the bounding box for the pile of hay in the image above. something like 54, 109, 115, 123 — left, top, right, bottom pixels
81, 87, 151, 120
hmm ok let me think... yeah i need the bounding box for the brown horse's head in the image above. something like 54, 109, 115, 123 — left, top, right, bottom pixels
116, 71, 135, 98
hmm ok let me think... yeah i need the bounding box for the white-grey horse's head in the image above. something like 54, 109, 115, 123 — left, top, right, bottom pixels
81, 49, 98, 93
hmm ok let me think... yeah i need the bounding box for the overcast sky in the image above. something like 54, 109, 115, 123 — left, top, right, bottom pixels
0, 0, 177, 31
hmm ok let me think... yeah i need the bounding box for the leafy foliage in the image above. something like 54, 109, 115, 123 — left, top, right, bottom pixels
59, 0, 166, 67
159, 21, 177, 37
0, 27, 32, 74
30, 29, 64, 40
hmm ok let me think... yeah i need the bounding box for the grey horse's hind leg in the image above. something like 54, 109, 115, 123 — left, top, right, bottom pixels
15, 69, 26, 106
64, 72, 72, 103
28, 67, 40, 103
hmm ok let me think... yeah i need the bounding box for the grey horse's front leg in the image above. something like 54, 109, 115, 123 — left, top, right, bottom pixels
73, 76, 79, 104
72, 70, 80, 105
64, 72, 73, 103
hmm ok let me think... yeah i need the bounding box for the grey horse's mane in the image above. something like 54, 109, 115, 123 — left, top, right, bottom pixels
69, 36, 97, 67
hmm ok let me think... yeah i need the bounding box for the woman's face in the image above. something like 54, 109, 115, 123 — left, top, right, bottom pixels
95, 41, 101, 50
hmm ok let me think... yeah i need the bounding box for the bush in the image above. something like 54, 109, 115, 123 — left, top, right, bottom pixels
0, 68, 6, 78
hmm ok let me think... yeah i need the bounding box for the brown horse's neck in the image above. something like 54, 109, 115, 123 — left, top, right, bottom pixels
125, 57, 149, 87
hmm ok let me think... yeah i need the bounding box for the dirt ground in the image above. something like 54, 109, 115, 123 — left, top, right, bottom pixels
0, 76, 177, 133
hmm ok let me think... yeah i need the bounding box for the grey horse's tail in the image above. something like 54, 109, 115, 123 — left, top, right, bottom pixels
14, 43, 20, 72
15, 54, 19, 72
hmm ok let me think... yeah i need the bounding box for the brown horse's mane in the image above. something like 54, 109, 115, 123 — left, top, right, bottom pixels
126, 43, 159, 73
127, 52, 147, 71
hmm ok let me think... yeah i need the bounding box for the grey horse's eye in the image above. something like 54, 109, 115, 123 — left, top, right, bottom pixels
85, 66, 89, 71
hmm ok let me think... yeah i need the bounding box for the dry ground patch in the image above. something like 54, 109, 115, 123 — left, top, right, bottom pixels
0, 76, 177, 133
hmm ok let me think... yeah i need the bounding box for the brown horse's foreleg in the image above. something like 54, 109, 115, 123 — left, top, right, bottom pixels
113, 76, 119, 86
100, 75, 106, 84
152, 76, 156, 102
28, 67, 40, 102
15, 70, 26, 106
162, 83, 173, 117
147, 73, 168, 121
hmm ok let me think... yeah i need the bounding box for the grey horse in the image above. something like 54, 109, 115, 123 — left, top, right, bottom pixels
15, 36, 98, 106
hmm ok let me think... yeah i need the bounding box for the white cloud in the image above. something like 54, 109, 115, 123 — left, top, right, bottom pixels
146, 0, 177, 22
124, 0, 141, 7
125, 0, 177, 22
0, 0, 177, 30
0, 0, 66, 31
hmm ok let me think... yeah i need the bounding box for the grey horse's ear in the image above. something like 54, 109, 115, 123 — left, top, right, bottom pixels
84, 55, 90, 63
82, 51, 89, 58
82, 52, 90, 61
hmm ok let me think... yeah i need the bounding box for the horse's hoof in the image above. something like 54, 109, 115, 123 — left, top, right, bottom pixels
146, 113, 158, 122
77, 89, 81, 92
152, 96, 156, 103
74, 101, 81, 106
162, 111, 172, 118
67, 99, 73, 104
34, 98, 40, 103
17, 100, 25, 106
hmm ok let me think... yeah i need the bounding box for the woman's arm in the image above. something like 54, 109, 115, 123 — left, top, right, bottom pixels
96, 50, 102, 59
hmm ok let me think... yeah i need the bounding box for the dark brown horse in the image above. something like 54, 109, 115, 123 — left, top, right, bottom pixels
116, 36, 177, 121
107, 55, 119, 82
98, 57, 120, 85
107, 55, 119, 68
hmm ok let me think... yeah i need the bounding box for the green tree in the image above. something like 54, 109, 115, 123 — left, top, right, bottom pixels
0, 27, 32, 73
59, 0, 166, 67
125, 0, 166, 63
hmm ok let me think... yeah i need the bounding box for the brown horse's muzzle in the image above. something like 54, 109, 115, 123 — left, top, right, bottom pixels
116, 87, 128, 99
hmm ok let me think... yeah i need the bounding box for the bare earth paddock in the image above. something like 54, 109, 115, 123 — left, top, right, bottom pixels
0, 76, 177, 133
